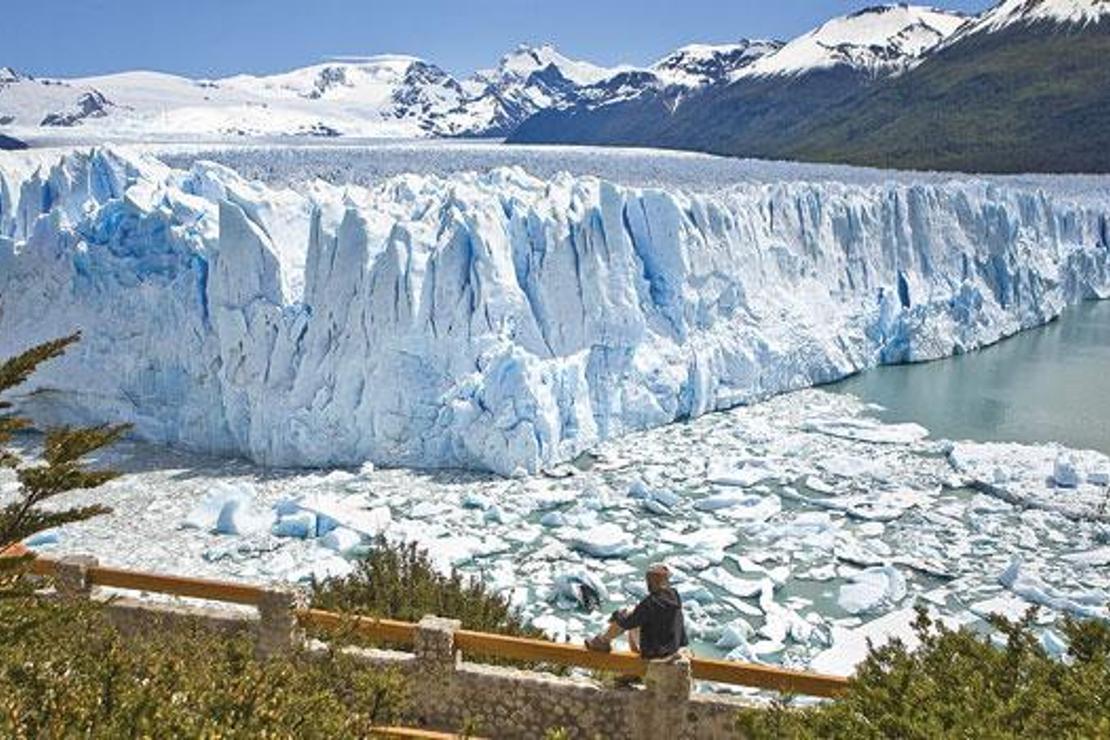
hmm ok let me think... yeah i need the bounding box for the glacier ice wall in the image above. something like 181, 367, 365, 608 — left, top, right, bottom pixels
1, 148, 1108, 475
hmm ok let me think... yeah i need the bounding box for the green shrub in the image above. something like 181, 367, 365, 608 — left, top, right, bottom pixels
736, 607, 1110, 739
0, 595, 407, 738
310, 539, 567, 675
311, 539, 544, 639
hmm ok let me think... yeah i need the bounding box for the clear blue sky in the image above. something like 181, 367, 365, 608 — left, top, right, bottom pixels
7, 0, 995, 79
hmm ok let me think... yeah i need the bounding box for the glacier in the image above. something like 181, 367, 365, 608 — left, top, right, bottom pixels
1, 146, 1108, 475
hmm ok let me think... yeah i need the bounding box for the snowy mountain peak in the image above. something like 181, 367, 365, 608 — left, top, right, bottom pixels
739, 4, 969, 78
960, 0, 1110, 35
651, 40, 783, 86
40, 89, 113, 127
494, 43, 623, 86
0, 66, 25, 84
221, 55, 441, 101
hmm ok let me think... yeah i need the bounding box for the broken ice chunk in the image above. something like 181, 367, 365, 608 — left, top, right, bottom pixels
462, 492, 493, 510
811, 607, 952, 676
803, 417, 928, 445
707, 461, 773, 488
998, 559, 1109, 620
1053, 454, 1080, 488
715, 618, 755, 649
694, 491, 781, 522
540, 511, 568, 528
273, 511, 317, 539
24, 529, 60, 547
183, 482, 257, 531
569, 523, 635, 558
320, 526, 365, 556
293, 493, 391, 539
968, 593, 1034, 622
837, 565, 906, 615
702, 567, 769, 599
1062, 547, 1110, 566
532, 614, 569, 642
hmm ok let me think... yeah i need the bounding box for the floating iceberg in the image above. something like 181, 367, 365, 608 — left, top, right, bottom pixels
2, 147, 1109, 475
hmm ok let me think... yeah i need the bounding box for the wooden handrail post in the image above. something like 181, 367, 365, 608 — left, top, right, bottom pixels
634, 653, 693, 737
54, 555, 98, 602
255, 588, 304, 660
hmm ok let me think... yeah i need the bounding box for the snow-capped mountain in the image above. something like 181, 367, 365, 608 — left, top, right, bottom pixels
959, 0, 1110, 35
738, 4, 968, 78
0, 56, 483, 139
3, 0, 1107, 168
483, 43, 622, 88
450, 44, 627, 136
509, 5, 969, 150
651, 41, 784, 87
0, 38, 773, 141
509, 1, 1110, 173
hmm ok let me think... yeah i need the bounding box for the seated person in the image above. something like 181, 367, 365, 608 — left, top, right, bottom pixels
585, 562, 689, 659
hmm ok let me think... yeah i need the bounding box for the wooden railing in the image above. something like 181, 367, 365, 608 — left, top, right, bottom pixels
23, 555, 849, 698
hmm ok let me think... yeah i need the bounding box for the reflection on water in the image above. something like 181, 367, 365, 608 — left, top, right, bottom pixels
833, 300, 1110, 454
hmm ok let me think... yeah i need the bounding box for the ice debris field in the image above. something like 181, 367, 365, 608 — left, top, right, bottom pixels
1, 142, 1109, 684
13, 389, 1110, 684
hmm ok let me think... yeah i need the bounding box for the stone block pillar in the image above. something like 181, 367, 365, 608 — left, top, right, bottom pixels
54, 554, 98, 601
415, 614, 461, 670
412, 615, 462, 726
634, 654, 693, 738
255, 588, 303, 659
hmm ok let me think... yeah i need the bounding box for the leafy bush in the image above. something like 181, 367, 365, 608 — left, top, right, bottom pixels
736, 608, 1110, 739
310, 539, 565, 676
0, 595, 407, 738
311, 539, 543, 639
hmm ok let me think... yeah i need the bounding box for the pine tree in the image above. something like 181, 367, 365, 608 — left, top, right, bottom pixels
0, 333, 128, 593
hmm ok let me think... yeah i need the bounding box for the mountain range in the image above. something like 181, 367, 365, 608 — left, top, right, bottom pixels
0, 40, 776, 141
2, 0, 1108, 172
510, 0, 1110, 173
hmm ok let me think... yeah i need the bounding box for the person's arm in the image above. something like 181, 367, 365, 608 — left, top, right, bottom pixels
612, 596, 651, 630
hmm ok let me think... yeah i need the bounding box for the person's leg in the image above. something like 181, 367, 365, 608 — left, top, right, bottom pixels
627, 627, 641, 654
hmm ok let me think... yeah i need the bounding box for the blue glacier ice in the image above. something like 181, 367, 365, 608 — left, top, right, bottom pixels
1, 147, 1108, 475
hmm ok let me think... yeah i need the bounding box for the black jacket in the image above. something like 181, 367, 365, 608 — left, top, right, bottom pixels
613, 587, 688, 659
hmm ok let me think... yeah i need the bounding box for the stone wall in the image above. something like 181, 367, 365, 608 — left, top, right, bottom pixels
53, 555, 751, 738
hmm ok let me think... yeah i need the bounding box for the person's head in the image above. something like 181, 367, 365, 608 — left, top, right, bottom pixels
646, 562, 670, 593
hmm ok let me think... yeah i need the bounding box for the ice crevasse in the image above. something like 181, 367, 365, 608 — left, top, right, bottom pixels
0, 148, 1108, 475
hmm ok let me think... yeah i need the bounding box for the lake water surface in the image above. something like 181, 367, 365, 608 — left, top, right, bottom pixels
833, 299, 1110, 454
